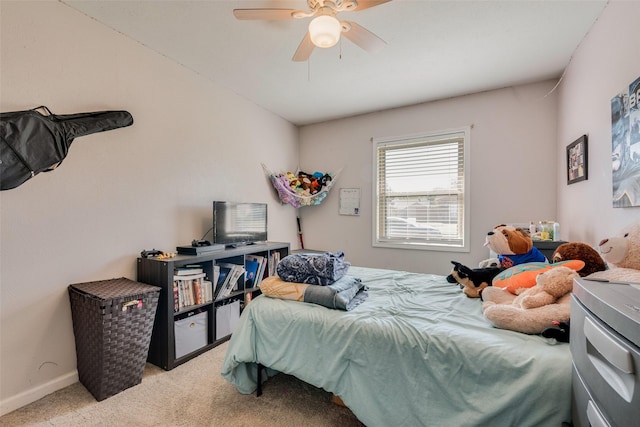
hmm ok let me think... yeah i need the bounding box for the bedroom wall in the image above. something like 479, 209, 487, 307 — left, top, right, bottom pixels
556, 0, 640, 243
297, 81, 559, 275
2, 0, 635, 417
0, 1, 299, 415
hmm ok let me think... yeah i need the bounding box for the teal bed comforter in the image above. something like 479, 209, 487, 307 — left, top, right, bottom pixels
220, 266, 572, 427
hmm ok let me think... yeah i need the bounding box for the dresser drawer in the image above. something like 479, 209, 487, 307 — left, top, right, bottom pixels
570, 295, 640, 427
572, 364, 612, 427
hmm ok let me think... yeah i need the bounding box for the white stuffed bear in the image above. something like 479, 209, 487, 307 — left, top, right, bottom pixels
587, 221, 640, 283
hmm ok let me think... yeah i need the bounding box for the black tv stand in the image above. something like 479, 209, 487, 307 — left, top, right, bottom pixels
137, 241, 289, 370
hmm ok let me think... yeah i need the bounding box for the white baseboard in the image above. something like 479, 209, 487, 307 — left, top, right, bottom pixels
0, 370, 79, 417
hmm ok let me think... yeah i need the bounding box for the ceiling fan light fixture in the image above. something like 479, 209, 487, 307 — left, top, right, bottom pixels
308, 15, 341, 48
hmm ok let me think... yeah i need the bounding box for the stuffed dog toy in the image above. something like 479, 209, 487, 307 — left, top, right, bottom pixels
479, 224, 547, 269
446, 261, 503, 298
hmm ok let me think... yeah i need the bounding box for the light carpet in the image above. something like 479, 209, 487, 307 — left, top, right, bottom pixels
0, 341, 364, 426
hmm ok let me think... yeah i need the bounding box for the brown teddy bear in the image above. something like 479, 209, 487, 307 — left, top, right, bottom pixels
587, 221, 640, 283
479, 224, 547, 269
551, 242, 606, 277
481, 266, 579, 335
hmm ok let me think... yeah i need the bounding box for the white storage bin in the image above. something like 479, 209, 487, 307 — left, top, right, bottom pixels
216, 300, 240, 340
174, 311, 208, 359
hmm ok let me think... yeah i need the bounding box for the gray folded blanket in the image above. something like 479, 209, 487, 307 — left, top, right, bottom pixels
259, 274, 368, 311
306, 275, 368, 310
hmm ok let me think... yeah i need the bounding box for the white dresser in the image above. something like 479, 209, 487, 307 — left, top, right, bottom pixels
570, 278, 640, 427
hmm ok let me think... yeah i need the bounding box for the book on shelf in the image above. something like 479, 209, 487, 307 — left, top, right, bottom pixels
213, 265, 220, 289
188, 279, 196, 305
246, 254, 267, 285
258, 257, 268, 284
175, 265, 204, 275
244, 259, 261, 289
222, 264, 245, 299
173, 271, 212, 312
202, 280, 213, 303
215, 265, 233, 300
173, 272, 206, 280
225, 265, 245, 298
216, 263, 245, 300
192, 281, 201, 305
175, 280, 189, 310
268, 251, 282, 277
173, 281, 179, 312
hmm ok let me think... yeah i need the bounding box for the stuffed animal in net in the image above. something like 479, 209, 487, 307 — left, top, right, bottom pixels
586, 221, 640, 283
481, 266, 579, 335
551, 242, 607, 277
479, 224, 547, 269
446, 261, 502, 298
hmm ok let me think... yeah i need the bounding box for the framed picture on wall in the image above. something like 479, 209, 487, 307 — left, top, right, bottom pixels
611, 75, 640, 207
567, 135, 588, 185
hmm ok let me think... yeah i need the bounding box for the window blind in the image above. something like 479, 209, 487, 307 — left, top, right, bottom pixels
373, 129, 469, 250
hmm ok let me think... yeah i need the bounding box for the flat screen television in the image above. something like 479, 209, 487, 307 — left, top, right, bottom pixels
213, 201, 267, 247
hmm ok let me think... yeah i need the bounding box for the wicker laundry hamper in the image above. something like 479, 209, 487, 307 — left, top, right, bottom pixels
68, 277, 160, 401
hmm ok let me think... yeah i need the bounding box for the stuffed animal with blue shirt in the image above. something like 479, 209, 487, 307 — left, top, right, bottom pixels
479, 224, 547, 269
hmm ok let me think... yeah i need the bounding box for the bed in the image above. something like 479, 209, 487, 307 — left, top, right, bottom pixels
220, 266, 572, 427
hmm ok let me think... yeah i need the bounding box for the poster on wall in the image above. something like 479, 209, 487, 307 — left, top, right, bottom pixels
339, 188, 361, 215
610, 75, 640, 207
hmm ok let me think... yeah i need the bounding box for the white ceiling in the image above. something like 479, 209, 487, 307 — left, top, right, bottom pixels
61, 0, 607, 126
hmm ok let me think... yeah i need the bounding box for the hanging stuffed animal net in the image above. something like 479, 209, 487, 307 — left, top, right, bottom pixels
262, 163, 341, 208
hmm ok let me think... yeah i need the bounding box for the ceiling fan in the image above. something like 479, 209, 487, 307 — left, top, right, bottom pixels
233, 0, 391, 61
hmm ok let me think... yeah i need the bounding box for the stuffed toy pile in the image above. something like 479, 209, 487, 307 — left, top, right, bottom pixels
479, 221, 640, 336
479, 224, 547, 269
586, 221, 640, 283
481, 266, 579, 335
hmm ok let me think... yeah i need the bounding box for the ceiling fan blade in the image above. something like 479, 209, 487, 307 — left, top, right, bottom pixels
233, 9, 300, 20
292, 32, 315, 62
352, 0, 392, 12
342, 21, 386, 53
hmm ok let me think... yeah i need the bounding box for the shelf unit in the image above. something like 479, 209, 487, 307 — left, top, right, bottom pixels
137, 241, 289, 370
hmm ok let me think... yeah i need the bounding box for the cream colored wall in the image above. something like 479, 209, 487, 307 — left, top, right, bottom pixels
556, 0, 640, 243
298, 81, 559, 274
0, 1, 299, 414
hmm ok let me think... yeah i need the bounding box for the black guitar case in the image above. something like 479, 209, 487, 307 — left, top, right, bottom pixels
0, 106, 133, 190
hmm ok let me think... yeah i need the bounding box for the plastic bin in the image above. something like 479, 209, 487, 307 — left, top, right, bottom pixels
215, 299, 240, 340
68, 277, 160, 401
174, 310, 208, 358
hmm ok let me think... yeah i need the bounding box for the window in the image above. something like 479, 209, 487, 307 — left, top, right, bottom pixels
372, 127, 470, 251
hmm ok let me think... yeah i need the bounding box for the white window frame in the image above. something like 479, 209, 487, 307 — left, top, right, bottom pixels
372, 127, 470, 252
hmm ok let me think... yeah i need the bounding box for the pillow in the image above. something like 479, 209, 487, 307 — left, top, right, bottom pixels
260, 275, 308, 301
492, 260, 585, 294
